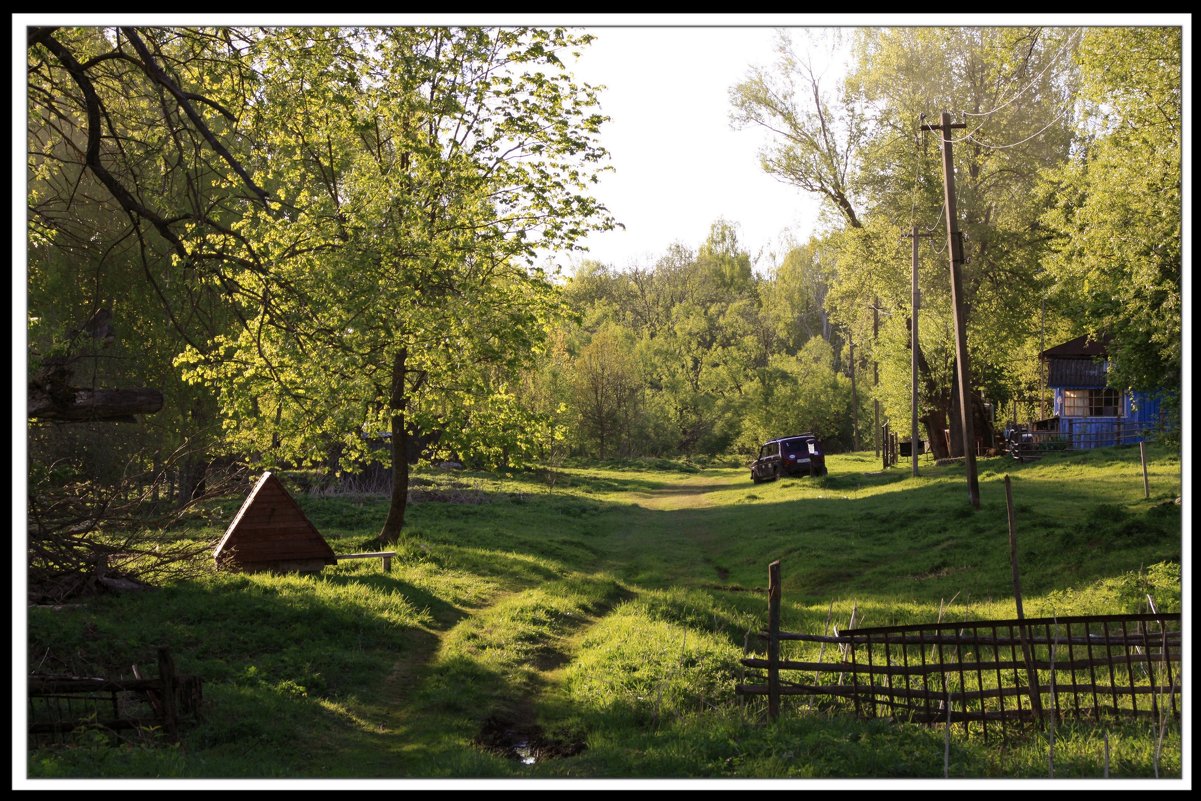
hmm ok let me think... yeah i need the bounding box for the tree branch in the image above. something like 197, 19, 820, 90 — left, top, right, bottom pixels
35, 31, 190, 258
120, 27, 270, 207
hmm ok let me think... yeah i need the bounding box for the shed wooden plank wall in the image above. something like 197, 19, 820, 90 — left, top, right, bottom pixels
214, 472, 337, 572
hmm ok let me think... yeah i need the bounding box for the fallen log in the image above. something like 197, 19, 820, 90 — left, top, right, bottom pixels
28, 387, 164, 422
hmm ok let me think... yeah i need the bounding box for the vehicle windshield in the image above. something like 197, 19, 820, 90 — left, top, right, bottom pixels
781, 439, 811, 453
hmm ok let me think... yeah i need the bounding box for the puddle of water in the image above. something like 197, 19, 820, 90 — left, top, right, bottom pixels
477, 715, 585, 766
512, 739, 537, 765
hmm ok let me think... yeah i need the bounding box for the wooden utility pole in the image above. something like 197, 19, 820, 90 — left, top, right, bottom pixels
849, 334, 859, 451
909, 226, 922, 477
923, 112, 979, 509
873, 298, 880, 459
1039, 299, 1048, 420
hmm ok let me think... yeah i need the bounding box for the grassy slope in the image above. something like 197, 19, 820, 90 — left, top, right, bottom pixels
25, 444, 1184, 779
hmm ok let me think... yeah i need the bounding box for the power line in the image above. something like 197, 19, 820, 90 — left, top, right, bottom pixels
923, 29, 1082, 147
959, 28, 1083, 120
965, 102, 1075, 150
926, 117, 989, 146
909, 116, 949, 234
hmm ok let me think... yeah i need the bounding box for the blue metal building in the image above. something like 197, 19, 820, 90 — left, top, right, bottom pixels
1039, 335, 1164, 448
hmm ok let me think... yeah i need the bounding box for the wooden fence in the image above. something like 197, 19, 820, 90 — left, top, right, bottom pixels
737, 562, 1182, 738
28, 647, 202, 744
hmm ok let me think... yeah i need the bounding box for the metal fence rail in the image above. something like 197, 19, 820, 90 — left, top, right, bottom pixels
736, 562, 1182, 738
1005, 424, 1155, 461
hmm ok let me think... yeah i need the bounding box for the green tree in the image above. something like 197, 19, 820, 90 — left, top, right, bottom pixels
26, 27, 278, 595
739, 337, 854, 453
759, 239, 838, 356
26, 27, 275, 474
27, 27, 273, 341
846, 27, 1079, 455
177, 27, 614, 546
730, 30, 866, 229
737, 27, 1081, 456
571, 323, 643, 459
1040, 26, 1182, 404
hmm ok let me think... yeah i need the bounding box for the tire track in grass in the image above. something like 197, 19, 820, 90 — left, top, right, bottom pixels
321, 571, 633, 776
602, 469, 749, 588
375, 574, 635, 773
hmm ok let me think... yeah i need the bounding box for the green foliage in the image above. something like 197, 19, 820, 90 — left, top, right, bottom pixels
538, 222, 858, 458
837, 29, 1078, 435
1040, 27, 1182, 400
748, 25, 1169, 457
27, 27, 254, 506
175, 28, 613, 481
569, 322, 645, 459
729, 30, 866, 229
737, 337, 853, 451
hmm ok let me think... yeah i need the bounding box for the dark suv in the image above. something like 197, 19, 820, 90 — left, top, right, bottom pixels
751, 434, 827, 483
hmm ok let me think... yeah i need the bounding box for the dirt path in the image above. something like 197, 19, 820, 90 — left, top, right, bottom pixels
630, 471, 743, 512
327, 469, 748, 775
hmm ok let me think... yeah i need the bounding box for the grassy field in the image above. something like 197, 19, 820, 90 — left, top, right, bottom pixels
24, 444, 1185, 782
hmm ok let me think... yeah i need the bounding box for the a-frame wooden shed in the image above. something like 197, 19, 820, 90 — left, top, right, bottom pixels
214, 472, 337, 573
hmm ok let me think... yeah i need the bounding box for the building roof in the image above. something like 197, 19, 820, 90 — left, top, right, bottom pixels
214, 472, 337, 570
1039, 334, 1111, 360
1046, 358, 1109, 388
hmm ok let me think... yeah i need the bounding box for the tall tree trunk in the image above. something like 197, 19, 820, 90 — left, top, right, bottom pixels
948, 369, 965, 458
375, 348, 409, 548
971, 390, 995, 453
922, 408, 951, 460
910, 326, 952, 460
177, 404, 208, 507
943, 372, 995, 457
849, 336, 859, 451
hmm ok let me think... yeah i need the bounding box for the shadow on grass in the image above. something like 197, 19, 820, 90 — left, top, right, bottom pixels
317, 571, 465, 629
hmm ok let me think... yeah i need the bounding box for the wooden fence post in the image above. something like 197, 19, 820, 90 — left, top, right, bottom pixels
157, 646, 179, 739
1005, 477, 1044, 724
1140, 442, 1150, 499
768, 560, 781, 723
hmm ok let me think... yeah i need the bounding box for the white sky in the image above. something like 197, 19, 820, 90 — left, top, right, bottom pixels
561, 26, 828, 273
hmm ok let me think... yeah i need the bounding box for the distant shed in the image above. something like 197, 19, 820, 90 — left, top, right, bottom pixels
214, 472, 337, 573
1038, 334, 1165, 448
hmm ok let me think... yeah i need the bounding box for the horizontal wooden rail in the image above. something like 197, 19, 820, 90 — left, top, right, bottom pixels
27, 647, 201, 744
743, 649, 1178, 677
336, 551, 396, 572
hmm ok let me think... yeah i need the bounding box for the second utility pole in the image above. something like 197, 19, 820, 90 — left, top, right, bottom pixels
903, 225, 925, 479
923, 111, 980, 509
